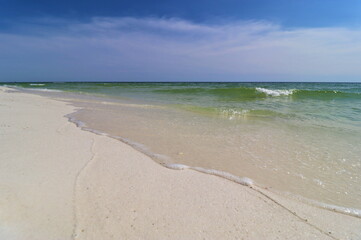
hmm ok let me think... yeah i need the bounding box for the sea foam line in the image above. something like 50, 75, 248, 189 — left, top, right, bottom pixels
292, 194, 361, 219
165, 163, 254, 186
165, 164, 361, 219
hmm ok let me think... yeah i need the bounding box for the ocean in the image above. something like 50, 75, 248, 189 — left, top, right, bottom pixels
4, 82, 361, 214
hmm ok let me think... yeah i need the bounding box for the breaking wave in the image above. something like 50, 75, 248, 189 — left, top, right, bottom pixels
255, 87, 294, 96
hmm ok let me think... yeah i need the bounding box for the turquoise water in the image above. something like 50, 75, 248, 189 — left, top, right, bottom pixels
4, 82, 361, 211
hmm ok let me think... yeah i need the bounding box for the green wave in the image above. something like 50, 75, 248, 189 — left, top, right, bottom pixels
155, 87, 267, 101
155, 86, 361, 101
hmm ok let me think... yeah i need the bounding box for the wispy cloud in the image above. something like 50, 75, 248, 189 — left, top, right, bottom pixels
1, 17, 361, 81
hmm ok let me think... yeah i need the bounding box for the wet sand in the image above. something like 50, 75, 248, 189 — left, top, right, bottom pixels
0, 86, 360, 239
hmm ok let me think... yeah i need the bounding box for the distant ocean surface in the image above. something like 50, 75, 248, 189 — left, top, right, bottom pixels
4, 82, 361, 214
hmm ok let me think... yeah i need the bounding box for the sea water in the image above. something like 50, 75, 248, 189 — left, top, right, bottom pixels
5, 82, 361, 212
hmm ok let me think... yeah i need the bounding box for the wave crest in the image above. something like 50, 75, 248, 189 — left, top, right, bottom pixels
256, 87, 294, 96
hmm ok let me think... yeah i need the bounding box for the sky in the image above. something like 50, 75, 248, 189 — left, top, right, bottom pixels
1, 0, 361, 82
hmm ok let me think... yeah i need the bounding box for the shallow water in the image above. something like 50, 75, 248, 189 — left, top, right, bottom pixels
5, 82, 361, 210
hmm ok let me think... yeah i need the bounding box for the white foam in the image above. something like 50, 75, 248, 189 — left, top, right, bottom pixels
294, 195, 361, 218
166, 163, 190, 170
33, 88, 63, 93
29, 83, 45, 86
112, 135, 171, 162
220, 109, 250, 120
84, 128, 109, 136
165, 163, 254, 186
256, 87, 294, 96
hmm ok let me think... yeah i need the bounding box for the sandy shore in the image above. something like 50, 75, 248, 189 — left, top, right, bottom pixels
1, 86, 361, 240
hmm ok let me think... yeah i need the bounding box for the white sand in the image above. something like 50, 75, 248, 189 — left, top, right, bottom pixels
0, 86, 360, 240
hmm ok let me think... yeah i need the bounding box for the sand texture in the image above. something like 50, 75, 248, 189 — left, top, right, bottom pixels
1, 86, 360, 240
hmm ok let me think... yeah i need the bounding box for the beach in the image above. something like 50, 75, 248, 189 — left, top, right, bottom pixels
1, 86, 361, 239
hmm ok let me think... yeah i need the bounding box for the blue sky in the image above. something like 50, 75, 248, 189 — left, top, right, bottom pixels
2, 0, 361, 28
1, 0, 361, 82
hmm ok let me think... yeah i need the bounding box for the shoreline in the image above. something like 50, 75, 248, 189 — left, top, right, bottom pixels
1, 86, 361, 239
63, 111, 361, 219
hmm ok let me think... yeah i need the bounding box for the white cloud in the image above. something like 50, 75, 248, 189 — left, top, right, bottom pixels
1, 17, 361, 81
